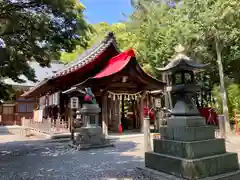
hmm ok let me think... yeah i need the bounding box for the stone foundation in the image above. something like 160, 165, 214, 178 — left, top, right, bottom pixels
143, 116, 240, 179
137, 167, 240, 180
71, 127, 114, 150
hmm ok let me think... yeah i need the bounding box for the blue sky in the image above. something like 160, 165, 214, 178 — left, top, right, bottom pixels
81, 0, 133, 24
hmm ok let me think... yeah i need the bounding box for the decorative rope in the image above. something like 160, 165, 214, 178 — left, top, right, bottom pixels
107, 91, 144, 101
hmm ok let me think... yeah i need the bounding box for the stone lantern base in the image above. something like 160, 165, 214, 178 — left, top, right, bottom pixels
139, 115, 240, 179
70, 126, 114, 150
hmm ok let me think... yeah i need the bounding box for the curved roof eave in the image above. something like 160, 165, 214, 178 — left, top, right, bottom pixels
22, 32, 119, 97
157, 54, 209, 73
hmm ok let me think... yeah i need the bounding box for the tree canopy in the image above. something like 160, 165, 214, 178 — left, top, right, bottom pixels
0, 0, 91, 100
60, 22, 135, 63
127, 0, 240, 128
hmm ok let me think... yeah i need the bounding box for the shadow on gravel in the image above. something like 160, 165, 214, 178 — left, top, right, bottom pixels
0, 126, 13, 135
0, 139, 147, 180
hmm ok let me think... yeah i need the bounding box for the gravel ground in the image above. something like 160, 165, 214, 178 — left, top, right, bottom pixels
0, 137, 155, 180
2, 133, 240, 180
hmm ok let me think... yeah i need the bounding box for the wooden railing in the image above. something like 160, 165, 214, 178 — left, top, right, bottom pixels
21, 117, 69, 134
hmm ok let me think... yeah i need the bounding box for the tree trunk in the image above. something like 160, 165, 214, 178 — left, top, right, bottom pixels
215, 39, 231, 133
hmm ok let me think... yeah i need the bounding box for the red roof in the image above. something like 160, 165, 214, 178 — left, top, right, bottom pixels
22, 32, 119, 97
22, 33, 165, 97
75, 49, 165, 90
94, 48, 135, 79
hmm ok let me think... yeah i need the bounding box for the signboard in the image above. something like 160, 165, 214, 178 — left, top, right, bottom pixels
155, 98, 161, 108
70, 97, 79, 109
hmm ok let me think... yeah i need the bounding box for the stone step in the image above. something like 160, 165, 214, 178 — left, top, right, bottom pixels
168, 116, 206, 127
153, 138, 226, 159
137, 167, 240, 180
160, 126, 215, 141
145, 152, 239, 179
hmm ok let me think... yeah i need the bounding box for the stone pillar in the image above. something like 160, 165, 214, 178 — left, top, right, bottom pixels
218, 115, 226, 138
102, 94, 108, 136
144, 116, 151, 152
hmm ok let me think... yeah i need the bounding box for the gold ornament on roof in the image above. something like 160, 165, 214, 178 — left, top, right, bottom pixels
172, 44, 190, 61
175, 44, 185, 54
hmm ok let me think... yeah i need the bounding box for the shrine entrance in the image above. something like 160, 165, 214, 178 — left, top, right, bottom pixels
72, 49, 165, 135
105, 91, 144, 133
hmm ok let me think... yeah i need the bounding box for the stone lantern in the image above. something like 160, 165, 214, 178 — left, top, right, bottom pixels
158, 45, 208, 124
81, 104, 101, 128
71, 95, 114, 150
140, 45, 240, 180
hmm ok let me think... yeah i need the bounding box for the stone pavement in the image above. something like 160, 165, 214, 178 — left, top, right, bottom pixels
1, 134, 240, 180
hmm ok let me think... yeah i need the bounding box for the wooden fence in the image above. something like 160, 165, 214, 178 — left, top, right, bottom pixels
21, 117, 69, 134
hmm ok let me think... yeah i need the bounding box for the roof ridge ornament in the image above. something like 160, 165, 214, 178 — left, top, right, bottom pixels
175, 44, 185, 54
103, 31, 115, 43
172, 44, 191, 61
156, 44, 208, 73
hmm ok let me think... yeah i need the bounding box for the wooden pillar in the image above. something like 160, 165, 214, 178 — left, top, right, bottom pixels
102, 94, 108, 136
64, 96, 68, 129
116, 99, 121, 132
108, 97, 112, 128
114, 99, 119, 131
67, 100, 72, 132
140, 91, 146, 133
112, 99, 116, 130
136, 99, 141, 129
121, 95, 124, 132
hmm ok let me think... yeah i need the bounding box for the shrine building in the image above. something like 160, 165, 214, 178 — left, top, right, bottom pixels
22, 32, 165, 135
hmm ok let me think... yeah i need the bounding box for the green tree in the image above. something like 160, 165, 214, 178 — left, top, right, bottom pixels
179, 0, 240, 131
127, 0, 240, 131
61, 22, 135, 63
0, 0, 91, 100
127, 1, 181, 76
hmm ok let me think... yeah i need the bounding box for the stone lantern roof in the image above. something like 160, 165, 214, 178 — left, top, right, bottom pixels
156, 45, 208, 74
